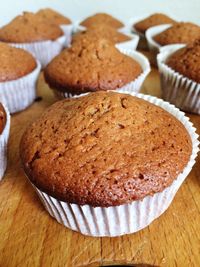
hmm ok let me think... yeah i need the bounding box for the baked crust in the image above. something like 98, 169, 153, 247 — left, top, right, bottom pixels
0, 43, 36, 82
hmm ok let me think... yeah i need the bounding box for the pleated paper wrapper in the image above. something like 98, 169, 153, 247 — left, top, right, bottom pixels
60, 24, 73, 47
122, 16, 151, 50
0, 61, 41, 114
10, 34, 67, 68
157, 44, 200, 114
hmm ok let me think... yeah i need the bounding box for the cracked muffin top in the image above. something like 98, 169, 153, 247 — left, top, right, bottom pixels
20, 91, 192, 207
0, 12, 63, 43
72, 26, 131, 45
134, 13, 176, 34
80, 13, 124, 29
154, 22, 200, 46
36, 8, 71, 26
44, 38, 142, 95
0, 104, 6, 134
167, 39, 200, 83
0, 43, 36, 82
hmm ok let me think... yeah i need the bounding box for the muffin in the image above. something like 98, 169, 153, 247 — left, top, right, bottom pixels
36, 8, 71, 26
0, 103, 10, 181
133, 13, 176, 34
0, 43, 41, 113
167, 40, 200, 83
72, 25, 140, 50
153, 22, 200, 46
157, 40, 200, 114
0, 12, 62, 42
44, 38, 149, 97
36, 8, 73, 47
20, 91, 198, 236
80, 13, 124, 29
72, 26, 131, 45
0, 12, 66, 67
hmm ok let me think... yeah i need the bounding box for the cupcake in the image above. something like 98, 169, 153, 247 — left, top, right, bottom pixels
0, 12, 67, 67
0, 43, 41, 113
153, 22, 200, 46
73, 26, 131, 44
36, 8, 73, 46
133, 13, 176, 35
132, 13, 176, 50
20, 91, 199, 236
72, 25, 139, 50
80, 13, 124, 29
44, 38, 150, 97
157, 40, 200, 114
0, 103, 10, 181
146, 22, 200, 66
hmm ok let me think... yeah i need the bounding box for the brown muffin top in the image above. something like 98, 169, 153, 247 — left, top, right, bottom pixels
134, 13, 176, 34
154, 22, 200, 46
80, 13, 124, 29
36, 8, 71, 25
167, 39, 200, 83
0, 43, 36, 82
72, 26, 131, 45
0, 104, 6, 134
0, 12, 63, 43
20, 91, 192, 207
44, 38, 142, 95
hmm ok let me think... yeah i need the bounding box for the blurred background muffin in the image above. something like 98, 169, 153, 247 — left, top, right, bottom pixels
80, 12, 124, 29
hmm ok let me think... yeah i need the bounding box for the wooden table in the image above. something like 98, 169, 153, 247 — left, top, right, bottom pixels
0, 67, 199, 267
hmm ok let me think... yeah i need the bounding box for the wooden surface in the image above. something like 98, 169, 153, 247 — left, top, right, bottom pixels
0, 68, 200, 267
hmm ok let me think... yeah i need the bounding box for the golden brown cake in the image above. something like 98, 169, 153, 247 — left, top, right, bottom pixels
0, 12, 63, 43
0, 103, 6, 134
154, 22, 200, 46
80, 13, 124, 29
36, 8, 71, 26
167, 39, 200, 83
134, 13, 176, 34
44, 38, 142, 95
72, 26, 131, 45
20, 91, 192, 207
0, 43, 36, 82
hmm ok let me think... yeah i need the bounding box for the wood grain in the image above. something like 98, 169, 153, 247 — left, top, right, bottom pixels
0, 68, 199, 267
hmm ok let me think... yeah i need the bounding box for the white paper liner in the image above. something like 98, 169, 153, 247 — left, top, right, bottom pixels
0, 103, 10, 181
146, 24, 172, 52
29, 92, 199, 237
52, 48, 150, 98
60, 24, 73, 47
0, 60, 41, 114
123, 16, 150, 50
157, 44, 200, 114
10, 34, 67, 68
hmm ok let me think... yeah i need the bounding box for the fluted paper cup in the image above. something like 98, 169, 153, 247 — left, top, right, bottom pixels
145, 24, 172, 65
52, 48, 151, 98
10, 34, 67, 68
157, 44, 200, 114
0, 103, 10, 181
28, 92, 199, 237
0, 60, 41, 114
124, 16, 150, 50
60, 24, 73, 47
